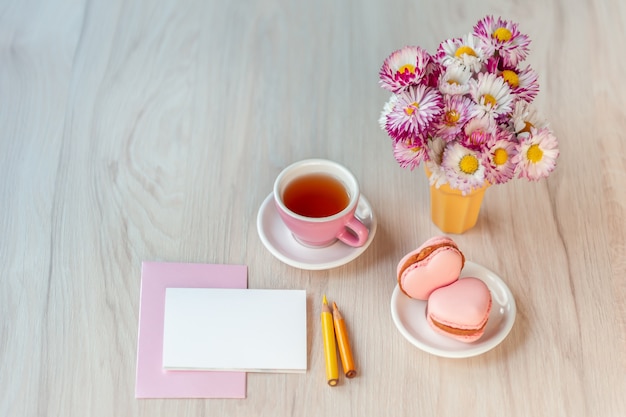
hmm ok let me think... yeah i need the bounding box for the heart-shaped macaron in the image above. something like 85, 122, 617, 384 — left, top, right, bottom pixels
397, 236, 465, 300
426, 277, 492, 343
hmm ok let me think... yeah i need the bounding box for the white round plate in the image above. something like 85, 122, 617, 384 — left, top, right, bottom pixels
256, 193, 377, 270
390, 261, 516, 358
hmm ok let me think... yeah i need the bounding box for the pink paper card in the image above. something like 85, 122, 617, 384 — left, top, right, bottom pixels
135, 262, 247, 398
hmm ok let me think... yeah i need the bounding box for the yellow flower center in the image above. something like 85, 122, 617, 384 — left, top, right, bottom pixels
398, 64, 416, 74
493, 148, 508, 166
404, 102, 419, 116
455, 46, 477, 57
527, 144, 543, 163
502, 70, 519, 88
493, 27, 513, 42
459, 154, 479, 175
520, 121, 534, 133
410, 146, 421, 153
444, 110, 460, 125
483, 94, 497, 107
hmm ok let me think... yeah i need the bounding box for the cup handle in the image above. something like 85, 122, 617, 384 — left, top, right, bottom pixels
336, 216, 369, 248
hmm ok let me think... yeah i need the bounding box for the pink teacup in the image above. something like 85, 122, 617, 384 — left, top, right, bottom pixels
273, 159, 369, 248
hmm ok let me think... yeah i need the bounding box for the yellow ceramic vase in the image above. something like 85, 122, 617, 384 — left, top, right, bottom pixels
425, 168, 489, 234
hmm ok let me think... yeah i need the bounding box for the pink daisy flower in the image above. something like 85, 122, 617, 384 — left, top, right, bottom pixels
393, 137, 428, 170
423, 60, 443, 88
379, 46, 432, 93
513, 127, 559, 180
434, 95, 475, 140
383, 84, 443, 140
500, 65, 540, 104
484, 55, 501, 74
482, 128, 517, 184
460, 115, 496, 150
473, 15, 531, 67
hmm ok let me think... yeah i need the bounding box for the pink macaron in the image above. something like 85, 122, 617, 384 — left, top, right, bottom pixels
396, 236, 465, 300
426, 277, 492, 343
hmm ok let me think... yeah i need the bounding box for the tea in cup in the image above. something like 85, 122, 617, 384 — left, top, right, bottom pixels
273, 159, 369, 248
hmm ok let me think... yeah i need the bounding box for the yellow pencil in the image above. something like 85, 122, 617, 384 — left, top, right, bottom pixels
321, 295, 339, 386
332, 301, 356, 378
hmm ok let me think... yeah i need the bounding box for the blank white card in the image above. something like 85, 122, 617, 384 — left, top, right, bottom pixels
162, 288, 307, 373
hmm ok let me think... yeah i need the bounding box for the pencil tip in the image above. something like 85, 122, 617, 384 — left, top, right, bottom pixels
323, 294, 328, 305
332, 301, 338, 310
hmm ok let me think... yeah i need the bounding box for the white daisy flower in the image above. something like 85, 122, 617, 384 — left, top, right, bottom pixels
513, 127, 559, 180
510, 100, 548, 134
441, 142, 486, 194
469, 72, 513, 118
436, 33, 488, 73
379, 94, 398, 131
438, 63, 473, 96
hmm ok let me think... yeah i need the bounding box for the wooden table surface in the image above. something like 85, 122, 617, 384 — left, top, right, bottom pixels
2, 0, 625, 416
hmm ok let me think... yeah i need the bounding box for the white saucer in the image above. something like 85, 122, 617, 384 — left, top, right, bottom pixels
256, 193, 377, 270
390, 261, 516, 358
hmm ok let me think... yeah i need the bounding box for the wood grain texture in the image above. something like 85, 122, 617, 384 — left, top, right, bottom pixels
1, 0, 625, 416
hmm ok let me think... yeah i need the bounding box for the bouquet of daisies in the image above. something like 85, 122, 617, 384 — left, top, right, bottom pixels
378, 15, 559, 195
